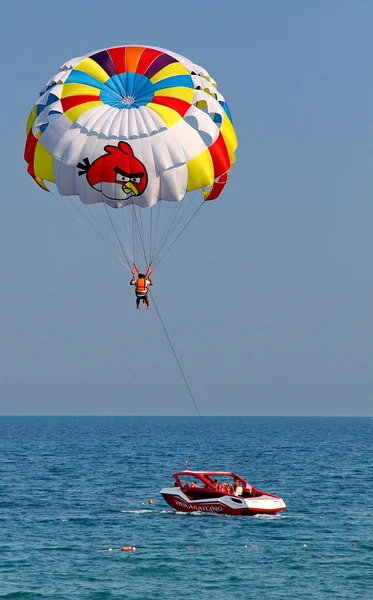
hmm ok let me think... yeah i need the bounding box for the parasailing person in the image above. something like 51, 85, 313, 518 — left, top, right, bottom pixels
130, 265, 153, 309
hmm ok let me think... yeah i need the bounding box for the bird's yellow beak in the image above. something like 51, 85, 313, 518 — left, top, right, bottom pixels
123, 181, 139, 196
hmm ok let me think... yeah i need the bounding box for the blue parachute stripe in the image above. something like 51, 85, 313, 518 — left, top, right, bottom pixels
100, 72, 155, 109
130, 72, 151, 95
124, 72, 136, 95
219, 100, 233, 123
45, 94, 59, 107
152, 75, 193, 92
110, 74, 128, 97
65, 70, 105, 90
103, 78, 125, 99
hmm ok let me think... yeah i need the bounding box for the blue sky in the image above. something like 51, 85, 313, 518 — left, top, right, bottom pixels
1, 0, 373, 415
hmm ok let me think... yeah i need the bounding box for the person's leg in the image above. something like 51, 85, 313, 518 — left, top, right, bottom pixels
136, 296, 140, 308
144, 295, 150, 309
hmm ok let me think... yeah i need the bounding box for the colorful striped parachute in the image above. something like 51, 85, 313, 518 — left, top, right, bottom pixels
25, 45, 238, 273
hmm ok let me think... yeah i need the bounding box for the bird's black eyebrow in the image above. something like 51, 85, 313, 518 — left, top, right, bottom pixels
114, 167, 144, 178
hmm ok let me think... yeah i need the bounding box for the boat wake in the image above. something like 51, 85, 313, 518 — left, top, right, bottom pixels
253, 513, 282, 520
120, 509, 175, 514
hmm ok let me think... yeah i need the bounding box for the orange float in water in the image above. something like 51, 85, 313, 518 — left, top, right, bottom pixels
121, 546, 135, 552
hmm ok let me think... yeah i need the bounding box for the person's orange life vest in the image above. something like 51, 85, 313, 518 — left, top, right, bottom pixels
136, 277, 148, 293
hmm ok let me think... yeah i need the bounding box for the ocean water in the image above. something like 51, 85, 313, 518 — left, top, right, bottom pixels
0, 416, 372, 600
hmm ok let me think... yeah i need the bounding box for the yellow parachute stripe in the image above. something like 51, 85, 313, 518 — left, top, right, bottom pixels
61, 83, 101, 98
150, 62, 190, 84
73, 57, 110, 84
64, 101, 103, 123
34, 142, 55, 183
186, 148, 214, 191
203, 87, 217, 99
195, 99, 208, 109
200, 74, 217, 88
220, 115, 238, 163
36, 177, 50, 191
26, 106, 38, 135
146, 103, 182, 128
153, 87, 194, 103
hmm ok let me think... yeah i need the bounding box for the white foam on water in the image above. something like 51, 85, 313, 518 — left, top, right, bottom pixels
59, 515, 94, 522
120, 509, 153, 514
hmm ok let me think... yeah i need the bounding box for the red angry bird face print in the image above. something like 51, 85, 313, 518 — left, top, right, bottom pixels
77, 142, 148, 202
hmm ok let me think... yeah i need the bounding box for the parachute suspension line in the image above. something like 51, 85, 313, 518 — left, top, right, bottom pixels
133, 205, 149, 269
137, 205, 147, 261
83, 203, 132, 271
102, 201, 132, 271
150, 200, 167, 267
152, 199, 163, 258
151, 191, 199, 268
149, 206, 153, 265
152, 196, 204, 271
61, 195, 131, 271
156, 191, 199, 258
117, 201, 135, 266
110, 206, 134, 266
132, 202, 137, 270
150, 290, 203, 421
82, 203, 118, 252
63, 194, 101, 235
57, 194, 98, 238
151, 198, 187, 267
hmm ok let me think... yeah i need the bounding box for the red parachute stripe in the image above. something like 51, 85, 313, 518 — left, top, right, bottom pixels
27, 164, 35, 177
151, 96, 190, 117
205, 173, 228, 201
27, 164, 48, 191
61, 95, 100, 112
208, 133, 231, 178
107, 47, 127, 74
136, 48, 164, 75
24, 130, 38, 165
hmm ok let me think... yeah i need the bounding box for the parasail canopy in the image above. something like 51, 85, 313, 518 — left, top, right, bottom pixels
25, 45, 238, 272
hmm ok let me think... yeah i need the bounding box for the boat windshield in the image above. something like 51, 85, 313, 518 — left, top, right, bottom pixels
175, 473, 249, 493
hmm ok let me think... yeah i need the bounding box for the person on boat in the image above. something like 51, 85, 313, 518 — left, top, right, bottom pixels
130, 272, 153, 309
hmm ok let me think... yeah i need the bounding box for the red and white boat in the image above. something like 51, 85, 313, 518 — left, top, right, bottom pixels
160, 469, 286, 516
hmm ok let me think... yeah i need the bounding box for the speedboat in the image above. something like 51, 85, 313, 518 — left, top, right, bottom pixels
160, 469, 286, 516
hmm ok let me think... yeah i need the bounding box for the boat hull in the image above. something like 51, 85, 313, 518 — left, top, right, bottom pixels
160, 488, 286, 516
